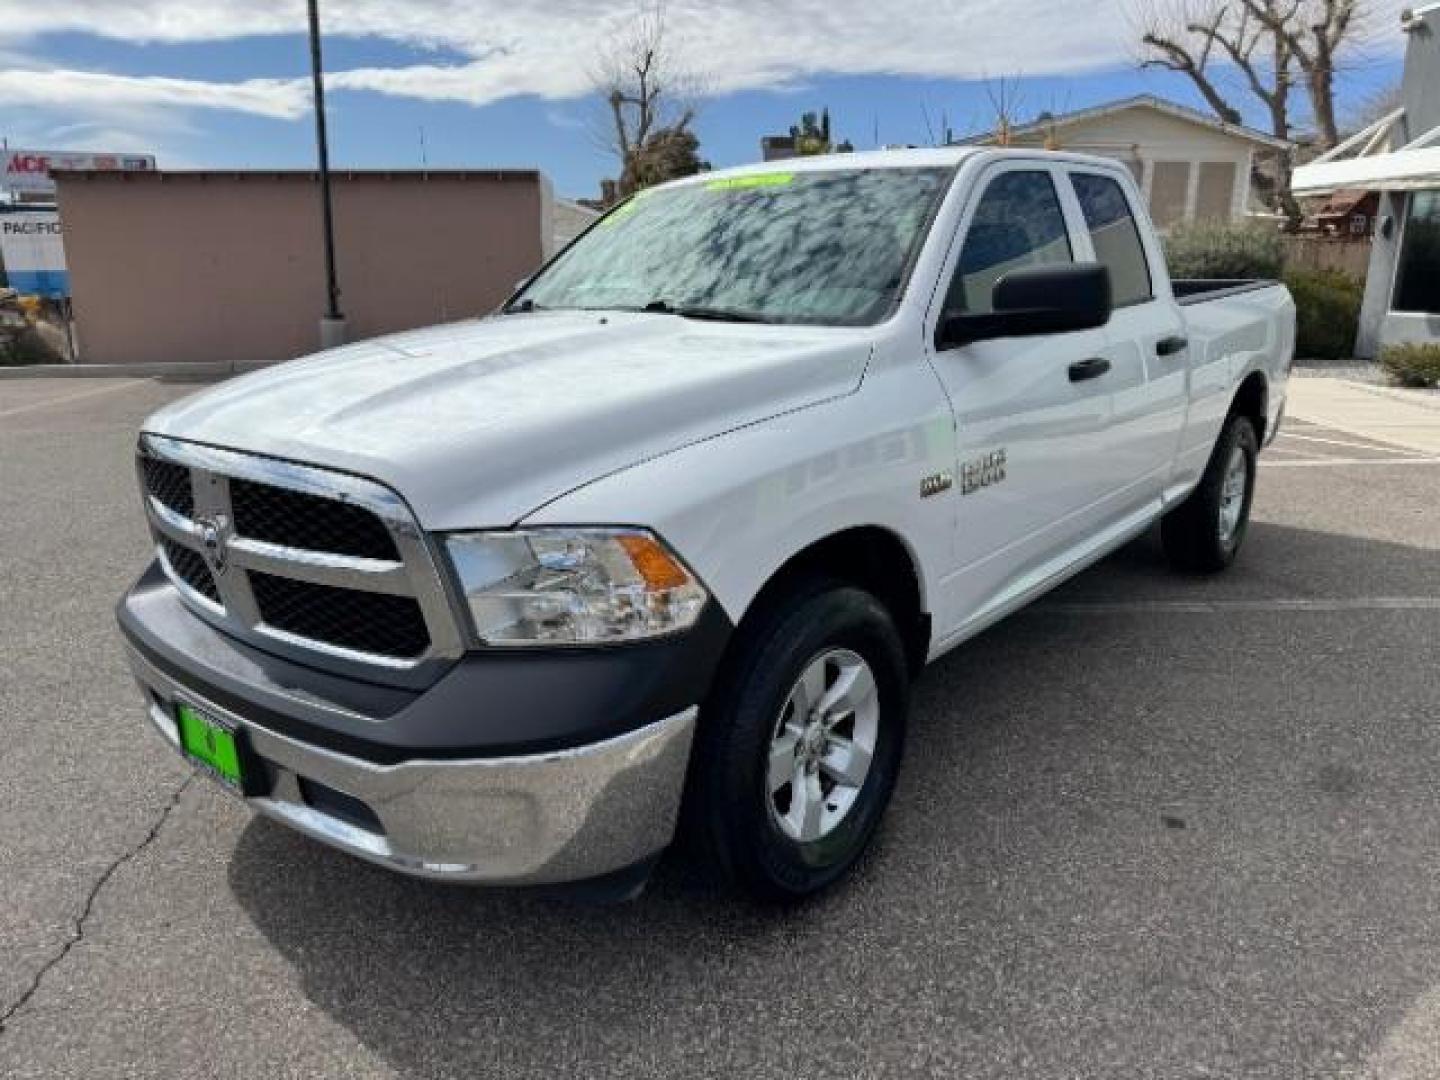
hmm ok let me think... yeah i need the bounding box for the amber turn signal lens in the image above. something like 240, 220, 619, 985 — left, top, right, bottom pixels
616, 533, 692, 592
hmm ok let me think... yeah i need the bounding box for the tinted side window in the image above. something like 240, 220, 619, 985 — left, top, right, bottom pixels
1395, 190, 1440, 314
1072, 173, 1153, 307
945, 171, 1073, 314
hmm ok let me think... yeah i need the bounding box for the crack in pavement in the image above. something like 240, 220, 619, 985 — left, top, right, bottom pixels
0, 772, 196, 1036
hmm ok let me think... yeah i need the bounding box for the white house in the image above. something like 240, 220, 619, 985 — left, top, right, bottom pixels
956, 94, 1293, 229
1292, 3, 1440, 358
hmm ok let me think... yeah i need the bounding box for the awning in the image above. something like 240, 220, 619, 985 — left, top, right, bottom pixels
1293, 147, 1440, 197
1292, 107, 1440, 196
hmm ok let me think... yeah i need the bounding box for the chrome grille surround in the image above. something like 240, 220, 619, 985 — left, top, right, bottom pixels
136, 433, 464, 684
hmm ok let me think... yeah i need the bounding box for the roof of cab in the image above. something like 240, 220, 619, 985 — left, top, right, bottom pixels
659, 147, 980, 190
654, 145, 1138, 194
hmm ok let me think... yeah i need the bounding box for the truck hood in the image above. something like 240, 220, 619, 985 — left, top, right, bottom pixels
145, 311, 872, 528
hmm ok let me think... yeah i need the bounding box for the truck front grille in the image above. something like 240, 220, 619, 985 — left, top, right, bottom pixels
136, 435, 462, 677
230, 478, 400, 561
160, 537, 220, 604
142, 457, 194, 518
251, 571, 431, 659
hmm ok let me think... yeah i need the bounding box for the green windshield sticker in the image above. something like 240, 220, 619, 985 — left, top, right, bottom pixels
705, 173, 795, 191
597, 190, 649, 228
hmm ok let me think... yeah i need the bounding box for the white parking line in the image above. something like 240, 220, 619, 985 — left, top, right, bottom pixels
1277, 431, 1413, 455
1261, 457, 1440, 468
1038, 597, 1440, 615
0, 378, 153, 420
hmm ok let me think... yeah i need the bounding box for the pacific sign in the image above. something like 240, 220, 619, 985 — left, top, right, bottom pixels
2, 149, 156, 196
0, 211, 68, 298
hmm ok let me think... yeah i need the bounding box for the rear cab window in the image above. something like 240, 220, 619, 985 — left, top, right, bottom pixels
1068, 172, 1154, 308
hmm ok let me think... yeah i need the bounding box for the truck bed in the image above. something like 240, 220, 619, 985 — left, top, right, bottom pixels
1172, 279, 1283, 306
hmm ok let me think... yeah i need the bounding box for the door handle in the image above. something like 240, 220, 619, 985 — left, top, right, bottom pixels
1068, 357, 1111, 382
1156, 335, 1189, 356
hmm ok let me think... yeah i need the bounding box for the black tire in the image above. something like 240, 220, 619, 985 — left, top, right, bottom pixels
683, 579, 910, 902
1162, 413, 1259, 574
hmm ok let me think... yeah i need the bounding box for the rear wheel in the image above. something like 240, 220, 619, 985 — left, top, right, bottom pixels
1162, 413, 1258, 573
684, 581, 909, 902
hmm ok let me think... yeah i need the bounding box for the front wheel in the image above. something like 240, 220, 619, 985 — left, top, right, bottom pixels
683, 581, 910, 902
1162, 413, 1258, 573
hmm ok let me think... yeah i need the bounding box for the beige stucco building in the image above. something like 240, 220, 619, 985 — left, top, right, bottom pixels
958, 95, 1292, 230
54, 169, 575, 368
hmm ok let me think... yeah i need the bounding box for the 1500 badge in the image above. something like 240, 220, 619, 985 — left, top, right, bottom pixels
960, 449, 1007, 495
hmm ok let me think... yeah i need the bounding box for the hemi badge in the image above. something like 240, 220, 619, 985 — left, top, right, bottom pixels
920, 472, 953, 498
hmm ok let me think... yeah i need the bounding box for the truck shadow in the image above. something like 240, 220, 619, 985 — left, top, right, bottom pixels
228, 520, 1440, 1078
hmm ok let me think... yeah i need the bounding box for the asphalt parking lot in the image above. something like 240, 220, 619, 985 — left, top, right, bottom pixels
2, 375, 1438, 1079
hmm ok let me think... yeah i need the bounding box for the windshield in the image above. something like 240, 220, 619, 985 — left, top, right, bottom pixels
513, 167, 954, 326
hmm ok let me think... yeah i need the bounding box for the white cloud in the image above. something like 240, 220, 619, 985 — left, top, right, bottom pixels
1, 99, 204, 165
0, 0, 1416, 119
544, 106, 587, 132
0, 68, 308, 118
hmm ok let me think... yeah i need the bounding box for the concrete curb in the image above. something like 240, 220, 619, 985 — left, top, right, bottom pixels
0, 362, 271, 379
1342, 380, 1440, 412
1287, 377, 1440, 455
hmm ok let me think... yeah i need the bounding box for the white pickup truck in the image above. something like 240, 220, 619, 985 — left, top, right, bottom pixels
119, 149, 1294, 900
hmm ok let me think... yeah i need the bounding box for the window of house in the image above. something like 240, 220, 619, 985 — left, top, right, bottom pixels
1071, 173, 1153, 307
945, 171, 1073, 315
1394, 190, 1440, 314
1149, 162, 1190, 228
1194, 162, 1237, 223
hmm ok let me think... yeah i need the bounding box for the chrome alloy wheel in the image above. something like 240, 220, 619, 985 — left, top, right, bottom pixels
1217, 443, 1249, 549
766, 648, 880, 843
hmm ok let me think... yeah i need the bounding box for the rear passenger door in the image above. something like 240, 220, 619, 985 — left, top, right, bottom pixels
1065, 167, 1189, 508
925, 161, 1116, 634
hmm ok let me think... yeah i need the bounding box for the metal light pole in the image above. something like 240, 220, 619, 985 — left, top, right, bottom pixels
307, 0, 346, 348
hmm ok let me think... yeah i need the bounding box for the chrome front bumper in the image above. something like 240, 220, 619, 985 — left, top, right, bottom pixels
126, 645, 697, 885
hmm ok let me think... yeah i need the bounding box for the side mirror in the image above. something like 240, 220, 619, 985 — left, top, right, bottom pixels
938, 263, 1113, 349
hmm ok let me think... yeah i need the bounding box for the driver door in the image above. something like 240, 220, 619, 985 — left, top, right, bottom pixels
926, 162, 1117, 639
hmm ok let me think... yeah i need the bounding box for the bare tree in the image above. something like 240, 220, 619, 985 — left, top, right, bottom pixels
1248, 0, 1365, 149
984, 75, 1026, 146
1135, 1, 1257, 127
591, 1, 704, 201
1133, 0, 1368, 148
1131, 0, 1367, 222
1347, 80, 1402, 133
947, 76, 1023, 147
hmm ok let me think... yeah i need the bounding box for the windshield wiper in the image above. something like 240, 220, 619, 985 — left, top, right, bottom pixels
502, 298, 547, 314
639, 299, 771, 323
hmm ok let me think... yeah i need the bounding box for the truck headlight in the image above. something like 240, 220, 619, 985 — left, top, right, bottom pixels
444, 528, 708, 645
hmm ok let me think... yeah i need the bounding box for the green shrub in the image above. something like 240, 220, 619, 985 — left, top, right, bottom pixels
1283, 268, 1363, 361
0, 327, 56, 366
1164, 223, 1285, 280
1379, 343, 1440, 388
1163, 223, 1365, 360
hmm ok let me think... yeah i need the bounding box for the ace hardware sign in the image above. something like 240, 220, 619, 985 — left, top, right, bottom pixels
2, 149, 156, 197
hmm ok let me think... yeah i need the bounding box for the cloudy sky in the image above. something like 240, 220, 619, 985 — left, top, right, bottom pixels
0, 0, 1409, 197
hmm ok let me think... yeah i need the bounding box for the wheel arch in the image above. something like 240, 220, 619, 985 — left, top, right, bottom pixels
728, 525, 931, 678
1230, 370, 1269, 444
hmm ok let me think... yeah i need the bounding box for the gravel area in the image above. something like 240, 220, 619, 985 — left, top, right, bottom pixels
1292, 357, 1384, 381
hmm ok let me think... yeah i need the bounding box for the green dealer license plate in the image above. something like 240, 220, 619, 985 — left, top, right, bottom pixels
176, 703, 247, 790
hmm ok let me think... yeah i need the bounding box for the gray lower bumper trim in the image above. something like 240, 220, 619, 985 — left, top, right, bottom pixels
126, 645, 697, 885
